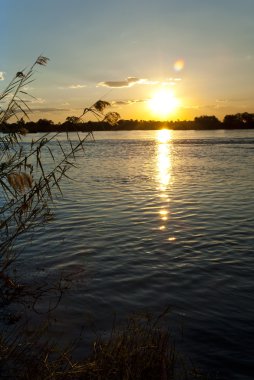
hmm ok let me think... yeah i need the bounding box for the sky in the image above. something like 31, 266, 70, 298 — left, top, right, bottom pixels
1, 0, 254, 123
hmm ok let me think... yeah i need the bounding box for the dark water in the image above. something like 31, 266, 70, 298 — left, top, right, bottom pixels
14, 130, 254, 379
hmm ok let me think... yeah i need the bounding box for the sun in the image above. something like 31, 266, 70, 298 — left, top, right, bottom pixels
148, 89, 180, 118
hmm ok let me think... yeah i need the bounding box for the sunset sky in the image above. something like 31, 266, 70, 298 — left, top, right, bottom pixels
1, 0, 254, 122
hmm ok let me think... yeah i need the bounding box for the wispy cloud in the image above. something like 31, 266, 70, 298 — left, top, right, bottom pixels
97, 77, 157, 88
161, 78, 182, 86
139, 79, 159, 85
97, 76, 181, 88
32, 107, 70, 113
112, 99, 147, 106
16, 107, 70, 114
22, 86, 35, 91
1, 94, 46, 105
58, 84, 86, 89
29, 97, 46, 104
0, 71, 5, 80
215, 99, 229, 107
69, 84, 86, 89
228, 97, 249, 103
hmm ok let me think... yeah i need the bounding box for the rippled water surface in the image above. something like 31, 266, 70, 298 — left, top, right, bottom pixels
16, 130, 254, 379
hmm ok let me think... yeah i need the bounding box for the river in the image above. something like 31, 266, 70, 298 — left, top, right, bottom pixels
12, 129, 254, 379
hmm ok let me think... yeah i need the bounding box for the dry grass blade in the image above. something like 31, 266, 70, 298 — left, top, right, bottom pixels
7, 172, 33, 193
0, 311, 208, 379
92, 100, 111, 112
36, 56, 50, 66
103, 111, 120, 125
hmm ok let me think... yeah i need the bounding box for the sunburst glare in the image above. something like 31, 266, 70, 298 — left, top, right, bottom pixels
148, 89, 180, 118
157, 129, 172, 143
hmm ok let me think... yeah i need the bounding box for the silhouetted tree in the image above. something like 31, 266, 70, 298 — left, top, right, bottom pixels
65, 116, 79, 124
194, 115, 221, 129
223, 114, 242, 129
239, 112, 254, 127
223, 113, 254, 129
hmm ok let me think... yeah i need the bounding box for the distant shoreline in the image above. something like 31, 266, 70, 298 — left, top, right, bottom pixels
1, 126, 254, 134
1, 113, 254, 133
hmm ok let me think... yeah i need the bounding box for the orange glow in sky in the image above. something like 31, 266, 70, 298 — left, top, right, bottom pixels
3, 1, 254, 123
148, 89, 180, 119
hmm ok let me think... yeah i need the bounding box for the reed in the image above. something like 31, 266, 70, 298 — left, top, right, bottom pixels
0, 311, 208, 380
0, 56, 119, 273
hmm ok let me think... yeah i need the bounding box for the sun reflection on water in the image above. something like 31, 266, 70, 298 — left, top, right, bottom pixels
157, 129, 172, 192
156, 129, 172, 231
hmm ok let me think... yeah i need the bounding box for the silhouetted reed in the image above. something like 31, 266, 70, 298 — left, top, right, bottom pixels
0, 56, 119, 274
0, 310, 208, 380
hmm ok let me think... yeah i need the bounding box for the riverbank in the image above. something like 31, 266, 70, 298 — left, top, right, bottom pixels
1, 113, 254, 134
1, 303, 208, 379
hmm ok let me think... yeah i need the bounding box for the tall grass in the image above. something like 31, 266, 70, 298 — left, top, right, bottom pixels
0, 56, 119, 273
0, 311, 208, 380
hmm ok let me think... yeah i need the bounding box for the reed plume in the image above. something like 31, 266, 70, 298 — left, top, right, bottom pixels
0, 55, 113, 272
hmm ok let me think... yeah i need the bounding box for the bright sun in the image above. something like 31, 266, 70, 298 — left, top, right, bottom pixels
148, 89, 180, 118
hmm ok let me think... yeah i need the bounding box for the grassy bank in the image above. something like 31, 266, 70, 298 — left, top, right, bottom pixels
0, 310, 208, 380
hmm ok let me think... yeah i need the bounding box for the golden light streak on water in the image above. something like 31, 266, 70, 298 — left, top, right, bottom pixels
157, 130, 172, 192
156, 130, 172, 226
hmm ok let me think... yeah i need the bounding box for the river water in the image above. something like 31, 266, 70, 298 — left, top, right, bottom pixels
13, 129, 254, 379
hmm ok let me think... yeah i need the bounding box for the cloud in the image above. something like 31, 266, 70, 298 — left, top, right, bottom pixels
29, 97, 46, 104
68, 84, 86, 89
228, 97, 249, 103
139, 79, 159, 85
161, 78, 182, 86
22, 86, 35, 91
2, 94, 46, 104
215, 99, 228, 105
112, 99, 147, 106
98, 76, 182, 88
58, 84, 86, 89
97, 77, 157, 88
0, 71, 5, 80
14, 107, 71, 117
32, 107, 70, 113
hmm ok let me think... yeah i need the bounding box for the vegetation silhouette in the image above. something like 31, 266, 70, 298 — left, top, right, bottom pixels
2, 113, 254, 134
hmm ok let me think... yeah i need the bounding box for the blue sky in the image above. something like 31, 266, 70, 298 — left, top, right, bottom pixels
1, 0, 254, 122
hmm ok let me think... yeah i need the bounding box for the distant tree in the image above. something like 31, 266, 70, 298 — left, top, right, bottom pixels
223, 114, 242, 129
65, 116, 80, 124
37, 118, 54, 126
239, 112, 254, 127
17, 117, 25, 126
194, 115, 221, 129
223, 113, 254, 129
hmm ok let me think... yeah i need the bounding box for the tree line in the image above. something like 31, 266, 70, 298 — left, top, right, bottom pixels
1, 112, 254, 133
